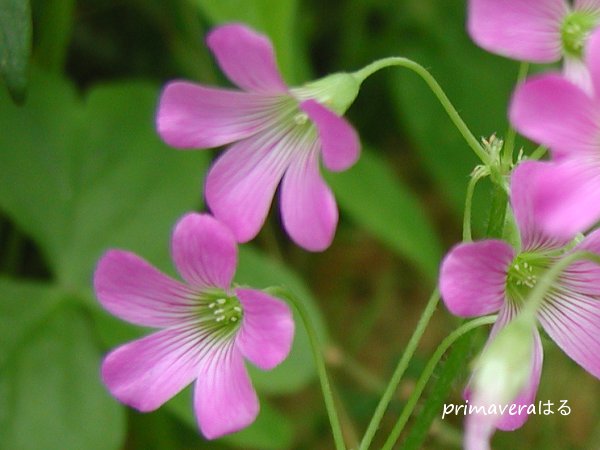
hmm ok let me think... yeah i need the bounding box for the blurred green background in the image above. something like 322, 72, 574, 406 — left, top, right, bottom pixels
1, 0, 598, 449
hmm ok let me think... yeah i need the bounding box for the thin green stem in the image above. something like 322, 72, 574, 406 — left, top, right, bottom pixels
381, 315, 497, 450
463, 167, 488, 242
502, 62, 529, 167
353, 57, 490, 166
271, 288, 346, 450
359, 289, 440, 450
529, 145, 548, 160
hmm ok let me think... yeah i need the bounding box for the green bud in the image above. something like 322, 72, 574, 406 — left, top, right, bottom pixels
472, 315, 536, 406
292, 72, 361, 115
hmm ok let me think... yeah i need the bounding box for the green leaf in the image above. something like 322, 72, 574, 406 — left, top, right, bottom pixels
0, 278, 125, 450
326, 148, 442, 278
0, 70, 209, 288
0, 0, 31, 102
192, 0, 307, 83
236, 246, 327, 394
166, 386, 293, 450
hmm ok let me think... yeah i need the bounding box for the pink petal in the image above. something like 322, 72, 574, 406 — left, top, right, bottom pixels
205, 125, 297, 243
235, 288, 295, 370
532, 159, 600, 238
538, 289, 600, 378
509, 74, 600, 158
563, 57, 594, 95
171, 213, 238, 290
102, 326, 206, 412
156, 81, 284, 148
300, 100, 360, 172
280, 144, 338, 251
94, 250, 195, 328
510, 161, 572, 251
194, 345, 259, 439
439, 241, 514, 317
467, 0, 565, 62
586, 27, 600, 97
575, 0, 600, 11
560, 229, 600, 296
206, 24, 287, 94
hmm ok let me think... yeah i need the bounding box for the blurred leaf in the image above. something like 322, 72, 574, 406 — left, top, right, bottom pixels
192, 0, 308, 83
167, 386, 293, 450
327, 148, 442, 278
0, 0, 31, 102
0, 278, 125, 450
391, 2, 518, 235
0, 70, 209, 288
237, 246, 326, 394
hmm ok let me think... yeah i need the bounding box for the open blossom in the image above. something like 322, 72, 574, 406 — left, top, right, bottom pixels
510, 27, 600, 238
157, 24, 361, 251
94, 213, 294, 439
468, 0, 600, 90
439, 162, 600, 450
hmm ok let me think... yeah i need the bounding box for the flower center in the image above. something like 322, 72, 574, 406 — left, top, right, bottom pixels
505, 253, 551, 305
196, 290, 244, 336
561, 10, 600, 58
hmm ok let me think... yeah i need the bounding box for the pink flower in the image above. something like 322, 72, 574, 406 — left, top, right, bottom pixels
468, 0, 600, 90
439, 162, 600, 449
156, 24, 360, 251
510, 27, 600, 238
94, 213, 294, 439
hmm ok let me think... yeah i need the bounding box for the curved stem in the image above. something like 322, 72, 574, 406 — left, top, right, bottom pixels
529, 144, 548, 161
502, 62, 529, 167
381, 315, 497, 450
359, 289, 440, 450
270, 288, 346, 450
463, 167, 488, 242
353, 57, 490, 166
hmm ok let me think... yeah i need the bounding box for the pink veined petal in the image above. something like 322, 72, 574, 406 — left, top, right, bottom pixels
510, 161, 572, 251
102, 326, 208, 412
563, 57, 594, 95
156, 81, 285, 149
560, 229, 600, 296
205, 124, 298, 243
439, 241, 514, 317
467, 0, 566, 62
280, 140, 338, 251
585, 28, 600, 98
509, 74, 600, 158
171, 213, 237, 290
532, 159, 600, 238
235, 288, 295, 370
575, 0, 600, 12
194, 344, 259, 439
300, 99, 360, 172
94, 250, 195, 328
538, 288, 600, 379
206, 24, 287, 94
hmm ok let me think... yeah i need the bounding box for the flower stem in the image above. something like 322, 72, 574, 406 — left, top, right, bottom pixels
529, 144, 548, 160
353, 57, 491, 166
358, 288, 440, 450
463, 167, 488, 242
502, 62, 529, 167
271, 287, 346, 450
381, 315, 497, 450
